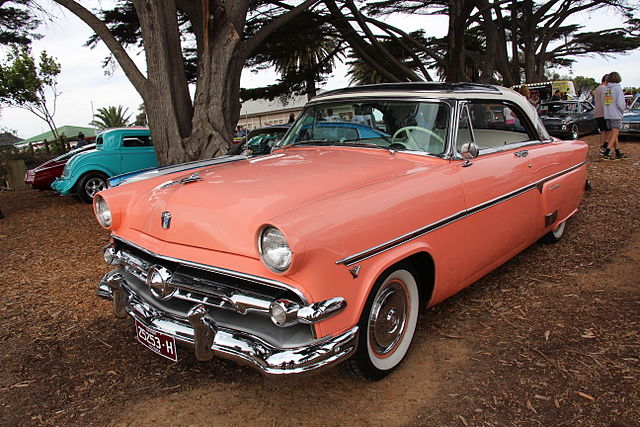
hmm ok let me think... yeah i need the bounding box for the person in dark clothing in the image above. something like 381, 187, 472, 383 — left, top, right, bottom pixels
75, 132, 89, 148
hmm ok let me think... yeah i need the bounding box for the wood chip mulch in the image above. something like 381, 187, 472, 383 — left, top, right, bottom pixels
0, 135, 638, 426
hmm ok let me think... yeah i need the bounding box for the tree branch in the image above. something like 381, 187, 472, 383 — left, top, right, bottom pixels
52, 0, 147, 95
243, 0, 320, 57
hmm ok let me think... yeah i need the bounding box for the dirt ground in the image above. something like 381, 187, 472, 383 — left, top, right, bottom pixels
0, 134, 639, 427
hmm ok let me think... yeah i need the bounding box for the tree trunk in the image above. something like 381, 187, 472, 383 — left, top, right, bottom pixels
53, 0, 314, 166
445, 0, 467, 82
306, 72, 317, 100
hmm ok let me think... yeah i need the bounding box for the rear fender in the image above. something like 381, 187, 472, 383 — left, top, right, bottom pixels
539, 164, 586, 228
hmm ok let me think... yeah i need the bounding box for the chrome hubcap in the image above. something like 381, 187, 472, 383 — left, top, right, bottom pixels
85, 177, 105, 197
369, 280, 408, 356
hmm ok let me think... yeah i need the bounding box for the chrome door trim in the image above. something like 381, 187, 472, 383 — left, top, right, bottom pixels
336, 161, 586, 266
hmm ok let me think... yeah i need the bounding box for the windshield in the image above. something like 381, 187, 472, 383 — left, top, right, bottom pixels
247, 128, 287, 150
279, 100, 450, 155
629, 96, 640, 111
538, 103, 577, 115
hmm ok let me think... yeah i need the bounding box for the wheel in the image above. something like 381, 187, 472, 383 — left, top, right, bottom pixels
77, 172, 108, 203
391, 126, 444, 152
540, 220, 566, 244
345, 264, 420, 381
570, 124, 579, 140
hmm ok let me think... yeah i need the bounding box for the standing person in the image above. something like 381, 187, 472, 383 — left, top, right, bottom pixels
593, 74, 609, 154
75, 132, 89, 148
602, 71, 627, 160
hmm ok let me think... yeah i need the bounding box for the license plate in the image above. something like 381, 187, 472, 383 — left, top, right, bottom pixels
135, 320, 178, 362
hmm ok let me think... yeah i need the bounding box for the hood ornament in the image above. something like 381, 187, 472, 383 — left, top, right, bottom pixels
161, 172, 202, 189
161, 211, 172, 229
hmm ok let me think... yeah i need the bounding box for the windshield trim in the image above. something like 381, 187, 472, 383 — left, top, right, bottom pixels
277, 98, 453, 156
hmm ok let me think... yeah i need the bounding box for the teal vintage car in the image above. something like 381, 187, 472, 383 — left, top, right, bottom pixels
52, 128, 157, 202
621, 94, 640, 139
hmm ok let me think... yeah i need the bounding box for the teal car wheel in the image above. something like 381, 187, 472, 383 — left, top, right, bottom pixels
77, 172, 108, 203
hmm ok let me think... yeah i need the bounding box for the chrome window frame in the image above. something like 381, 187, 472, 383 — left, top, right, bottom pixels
450, 99, 552, 160
279, 96, 457, 159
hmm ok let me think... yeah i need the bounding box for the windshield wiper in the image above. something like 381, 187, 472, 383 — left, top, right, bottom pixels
337, 141, 387, 150
285, 139, 333, 147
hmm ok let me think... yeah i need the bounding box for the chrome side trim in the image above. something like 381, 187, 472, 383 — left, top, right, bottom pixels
336, 161, 586, 266
112, 236, 309, 305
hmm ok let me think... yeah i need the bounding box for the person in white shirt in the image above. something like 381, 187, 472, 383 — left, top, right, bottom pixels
602, 71, 627, 159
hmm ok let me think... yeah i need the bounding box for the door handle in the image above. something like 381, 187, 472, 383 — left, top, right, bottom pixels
514, 150, 528, 158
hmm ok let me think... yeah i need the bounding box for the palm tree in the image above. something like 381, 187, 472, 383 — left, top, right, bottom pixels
265, 15, 345, 100
90, 105, 132, 129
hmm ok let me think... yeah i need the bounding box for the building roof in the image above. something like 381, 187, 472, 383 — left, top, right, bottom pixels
23, 125, 97, 143
240, 95, 307, 116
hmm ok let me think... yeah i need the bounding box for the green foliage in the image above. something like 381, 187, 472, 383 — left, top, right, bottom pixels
89, 105, 133, 129
573, 76, 598, 94
0, 45, 61, 138
347, 30, 433, 85
0, 1, 41, 46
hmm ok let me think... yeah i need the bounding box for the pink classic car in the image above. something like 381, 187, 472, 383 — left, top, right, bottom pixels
93, 83, 588, 380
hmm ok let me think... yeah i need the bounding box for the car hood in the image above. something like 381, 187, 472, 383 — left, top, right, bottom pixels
64, 148, 100, 171
109, 155, 246, 187
121, 147, 433, 258
622, 111, 640, 122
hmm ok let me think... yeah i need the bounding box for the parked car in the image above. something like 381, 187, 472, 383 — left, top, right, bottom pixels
52, 128, 157, 202
109, 125, 293, 188
227, 124, 291, 156
24, 144, 96, 190
537, 100, 598, 140
93, 83, 588, 380
620, 94, 640, 139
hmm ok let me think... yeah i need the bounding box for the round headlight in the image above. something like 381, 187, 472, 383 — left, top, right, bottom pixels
258, 226, 291, 273
94, 195, 112, 228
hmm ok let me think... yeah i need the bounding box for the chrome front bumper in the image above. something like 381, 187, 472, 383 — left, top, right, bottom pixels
98, 272, 359, 375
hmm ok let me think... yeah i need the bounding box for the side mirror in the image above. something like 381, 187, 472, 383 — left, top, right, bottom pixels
459, 141, 479, 160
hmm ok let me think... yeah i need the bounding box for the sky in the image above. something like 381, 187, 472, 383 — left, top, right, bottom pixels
1, 4, 639, 139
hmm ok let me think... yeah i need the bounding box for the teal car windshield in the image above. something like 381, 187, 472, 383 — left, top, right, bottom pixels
279, 101, 450, 155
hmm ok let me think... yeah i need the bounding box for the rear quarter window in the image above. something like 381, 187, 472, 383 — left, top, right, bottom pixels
122, 135, 153, 147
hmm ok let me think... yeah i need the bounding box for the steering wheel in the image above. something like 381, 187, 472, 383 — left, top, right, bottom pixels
391, 126, 444, 152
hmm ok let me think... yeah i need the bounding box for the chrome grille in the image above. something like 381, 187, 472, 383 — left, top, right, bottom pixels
113, 239, 303, 315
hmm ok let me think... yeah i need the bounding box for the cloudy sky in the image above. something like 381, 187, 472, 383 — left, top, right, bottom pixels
2, 4, 639, 139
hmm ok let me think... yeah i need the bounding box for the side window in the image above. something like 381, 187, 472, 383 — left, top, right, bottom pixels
465, 102, 535, 149
122, 135, 153, 147
456, 104, 473, 152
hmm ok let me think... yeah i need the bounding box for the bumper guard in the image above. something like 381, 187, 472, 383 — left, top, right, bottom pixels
99, 272, 359, 375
